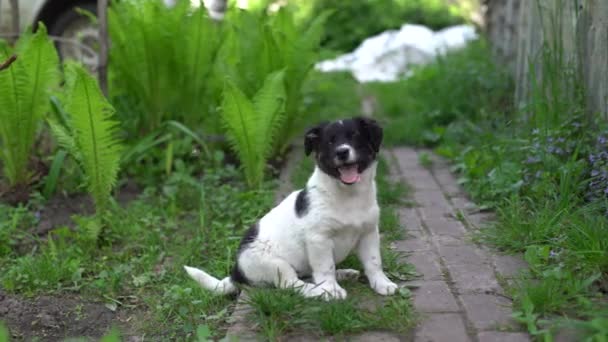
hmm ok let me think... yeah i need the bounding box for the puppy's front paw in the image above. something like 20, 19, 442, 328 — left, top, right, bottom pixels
316, 282, 347, 300
369, 275, 398, 296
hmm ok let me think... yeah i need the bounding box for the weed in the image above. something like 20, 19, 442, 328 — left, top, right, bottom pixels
418, 152, 433, 169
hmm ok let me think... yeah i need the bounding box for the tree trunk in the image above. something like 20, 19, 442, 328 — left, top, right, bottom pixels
97, 0, 109, 96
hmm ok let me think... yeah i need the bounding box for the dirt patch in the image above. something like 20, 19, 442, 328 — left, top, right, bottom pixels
32, 180, 141, 237
0, 290, 140, 341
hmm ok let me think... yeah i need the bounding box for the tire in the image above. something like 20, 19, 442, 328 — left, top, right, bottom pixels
47, 2, 99, 69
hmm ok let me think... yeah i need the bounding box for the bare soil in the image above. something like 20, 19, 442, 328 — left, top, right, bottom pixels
0, 290, 139, 341
1, 181, 144, 341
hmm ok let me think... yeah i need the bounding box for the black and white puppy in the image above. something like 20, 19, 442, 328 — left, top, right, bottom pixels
184, 117, 398, 300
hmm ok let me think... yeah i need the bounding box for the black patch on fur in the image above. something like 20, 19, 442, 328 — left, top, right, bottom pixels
295, 188, 309, 217
230, 222, 259, 285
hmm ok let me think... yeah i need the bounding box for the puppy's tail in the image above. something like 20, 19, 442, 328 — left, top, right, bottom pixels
183, 265, 237, 295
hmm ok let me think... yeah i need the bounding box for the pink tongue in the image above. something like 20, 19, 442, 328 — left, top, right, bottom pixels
338, 165, 361, 184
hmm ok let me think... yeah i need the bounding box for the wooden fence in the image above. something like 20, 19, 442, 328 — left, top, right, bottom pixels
484, 0, 608, 118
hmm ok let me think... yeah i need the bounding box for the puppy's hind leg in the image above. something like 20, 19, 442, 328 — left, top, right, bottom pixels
259, 258, 325, 298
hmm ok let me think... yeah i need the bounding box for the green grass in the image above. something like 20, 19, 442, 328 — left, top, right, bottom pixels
367, 39, 512, 147
246, 153, 417, 339
0, 163, 275, 339
245, 282, 415, 340
367, 33, 608, 340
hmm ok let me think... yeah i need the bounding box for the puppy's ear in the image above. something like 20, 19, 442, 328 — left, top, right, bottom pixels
357, 117, 383, 153
304, 122, 327, 156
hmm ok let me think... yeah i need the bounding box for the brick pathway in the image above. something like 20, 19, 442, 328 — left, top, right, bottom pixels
224, 147, 531, 341
387, 147, 530, 342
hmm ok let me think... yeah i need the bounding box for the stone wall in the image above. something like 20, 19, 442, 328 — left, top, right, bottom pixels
484, 0, 608, 118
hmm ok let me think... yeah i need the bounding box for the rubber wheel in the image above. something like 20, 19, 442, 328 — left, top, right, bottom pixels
47, 2, 99, 69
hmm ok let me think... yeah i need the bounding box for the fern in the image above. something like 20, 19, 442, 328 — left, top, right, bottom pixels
216, 8, 329, 154
222, 69, 286, 188
270, 8, 331, 151
0, 24, 59, 187
52, 63, 123, 214
109, 0, 223, 135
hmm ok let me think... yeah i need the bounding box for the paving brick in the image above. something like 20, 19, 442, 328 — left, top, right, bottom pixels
413, 281, 460, 312
419, 208, 454, 221
414, 190, 450, 208
424, 217, 467, 238
433, 169, 462, 196
493, 254, 528, 279
392, 236, 432, 252
393, 147, 418, 164
446, 263, 502, 293
415, 313, 471, 342
349, 331, 403, 342
431, 235, 466, 247
467, 212, 496, 229
478, 332, 530, 342
450, 196, 476, 213
437, 245, 488, 266
406, 251, 443, 280
399, 207, 424, 231
460, 294, 517, 330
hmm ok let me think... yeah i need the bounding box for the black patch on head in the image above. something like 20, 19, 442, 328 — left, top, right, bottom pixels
304, 122, 328, 156
304, 117, 383, 183
230, 222, 259, 285
295, 188, 309, 217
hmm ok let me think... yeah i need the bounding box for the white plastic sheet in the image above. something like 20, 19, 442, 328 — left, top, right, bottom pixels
315, 24, 478, 83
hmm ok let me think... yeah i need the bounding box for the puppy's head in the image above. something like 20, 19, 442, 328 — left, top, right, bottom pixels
304, 117, 383, 185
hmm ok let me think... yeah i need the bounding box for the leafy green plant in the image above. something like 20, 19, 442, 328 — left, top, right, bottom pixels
108, 0, 222, 135
48, 63, 123, 216
368, 39, 511, 147
0, 322, 8, 342
217, 7, 330, 152
221, 69, 286, 188
0, 25, 59, 188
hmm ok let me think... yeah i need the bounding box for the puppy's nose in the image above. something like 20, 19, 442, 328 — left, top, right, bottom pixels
336, 146, 350, 161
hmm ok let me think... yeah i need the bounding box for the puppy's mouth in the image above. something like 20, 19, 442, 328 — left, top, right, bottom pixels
337, 163, 361, 185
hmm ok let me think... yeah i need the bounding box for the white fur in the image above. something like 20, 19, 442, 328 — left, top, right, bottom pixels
184, 161, 398, 300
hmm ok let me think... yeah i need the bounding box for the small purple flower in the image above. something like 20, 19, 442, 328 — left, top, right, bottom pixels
572, 122, 582, 128
557, 137, 566, 143
535, 171, 542, 179
547, 137, 554, 143
591, 170, 600, 177
532, 129, 540, 135
598, 136, 607, 145
526, 156, 540, 164
549, 250, 558, 258
555, 147, 564, 155
604, 187, 608, 195
34, 211, 41, 221
589, 154, 596, 163
547, 146, 556, 153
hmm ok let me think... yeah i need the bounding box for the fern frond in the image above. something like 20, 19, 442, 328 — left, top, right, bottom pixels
0, 25, 59, 186
0, 41, 29, 185
221, 80, 260, 187
64, 63, 123, 213
47, 119, 80, 163
253, 69, 286, 159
